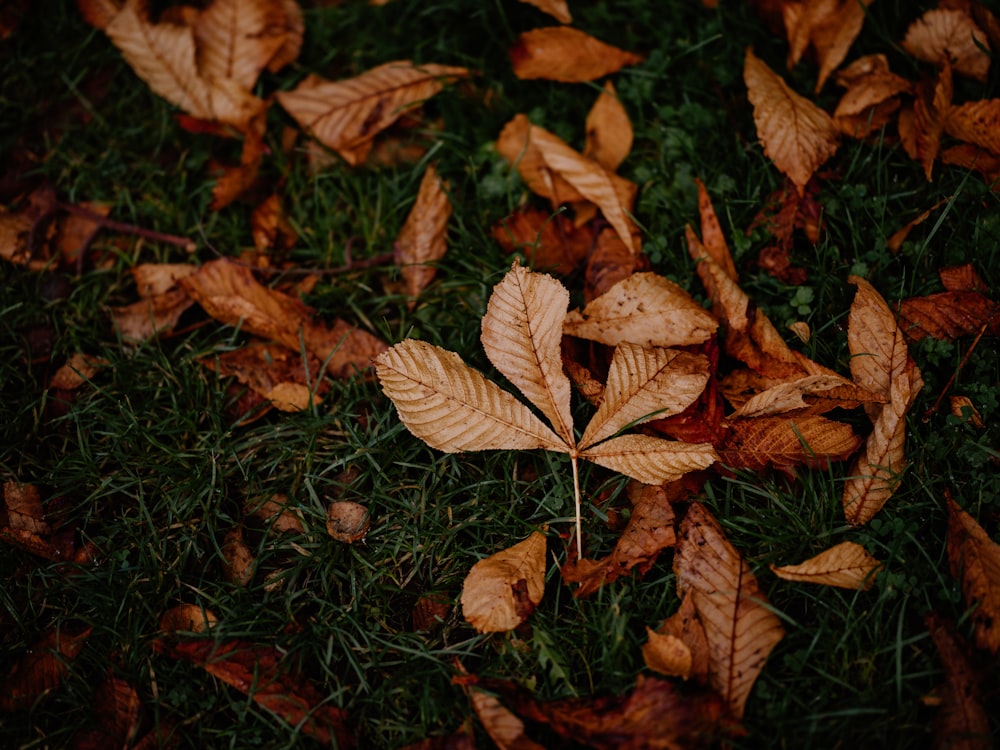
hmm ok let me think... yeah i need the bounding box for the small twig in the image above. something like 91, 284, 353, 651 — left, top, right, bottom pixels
57, 201, 198, 253
922, 319, 990, 422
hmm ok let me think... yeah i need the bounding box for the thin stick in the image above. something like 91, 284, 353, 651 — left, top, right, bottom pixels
922, 319, 990, 421
571, 454, 583, 559
57, 201, 198, 253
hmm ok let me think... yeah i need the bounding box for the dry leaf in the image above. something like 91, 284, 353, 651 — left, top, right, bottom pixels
0, 626, 92, 711
247, 493, 306, 535
771, 541, 882, 590
833, 54, 911, 138
276, 61, 468, 166
645, 592, 710, 683
584, 226, 645, 301
222, 527, 254, 586
946, 493, 1000, 654
897, 290, 1000, 342
75, 671, 142, 749
154, 638, 354, 746
674, 502, 784, 719
842, 277, 923, 526
460, 531, 547, 633
159, 603, 219, 633
925, 612, 993, 750
49, 353, 106, 390
394, 164, 451, 307
886, 197, 950, 253
721, 415, 861, 473
102, 0, 265, 131
642, 629, 694, 680
903, 7, 991, 82
693, 178, 736, 281
250, 193, 297, 253
945, 99, 1000, 155
940, 143, 1000, 191
913, 63, 953, 181
744, 48, 840, 193
467, 687, 545, 750
584, 81, 633, 173
509, 27, 643, 82
202, 341, 325, 412
496, 115, 640, 254
2, 481, 48, 536
949, 395, 985, 429
940, 262, 990, 293
516, 0, 571, 24
491, 207, 592, 276
564, 272, 718, 347
729, 374, 854, 418
784, 0, 873, 92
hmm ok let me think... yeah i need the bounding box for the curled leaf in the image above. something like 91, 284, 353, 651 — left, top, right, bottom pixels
770, 541, 882, 590
461, 531, 547, 633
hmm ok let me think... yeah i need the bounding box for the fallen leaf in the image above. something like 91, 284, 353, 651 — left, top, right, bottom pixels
721, 415, 861, 473
2, 481, 49, 537
940, 262, 989, 293
491, 207, 592, 276
153, 638, 354, 746
250, 193, 297, 253
496, 114, 639, 254
159, 603, 219, 633
645, 592, 710, 683
729, 374, 855, 418
509, 27, 643, 82
784, 0, 873, 92
940, 143, 1000, 191
897, 289, 1000, 342
945, 493, 1000, 654
747, 179, 821, 284
275, 61, 468, 166
222, 527, 254, 586
101, 0, 265, 130
466, 686, 545, 750
925, 612, 993, 750
886, 197, 951, 253
833, 54, 911, 138
642, 629, 693, 680
674, 502, 785, 718
485, 673, 742, 748
913, 62, 953, 180
394, 163, 452, 307
0, 626, 93, 711
460, 531, 547, 633
903, 7, 991, 82
202, 341, 325, 412
944, 99, 1000, 155
516, 0, 571, 24
563, 272, 718, 348
770, 540, 882, 590
843, 277, 923, 525
247, 493, 306, 535
584, 226, 645, 300
744, 47, 840, 193
77, 672, 143, 749
949, 395, 985, 429
49, 353, 106, 390
584, 81, 633, 173
693, 178, 736, 281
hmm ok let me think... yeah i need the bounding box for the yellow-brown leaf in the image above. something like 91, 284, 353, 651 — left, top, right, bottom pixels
946, 494, 1000, 654
581, 434, 718, 486
394, 163, 452, 306
509, 27, 643, 82
945, 99, 1000, 155
584, 81, 633, 172
903, 7, 991, 82
461, 532, 547, 633
770, 541, 882, 590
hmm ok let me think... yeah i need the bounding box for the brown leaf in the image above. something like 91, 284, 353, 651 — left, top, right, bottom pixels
886, 198, 951, 253
721, 415, 861, 473
466, 687, 545, 750
729, 374, 855, 418
491, 207, 592, 276
275, 61, 468, 166
77, 0, 122, 31
771, 541, 882, 590
847, 275, 911, 398
247, 493, 306, 535
516, 0, 570, 23
693, 178, 736, 281
744, 47, 839, 193
159, 603, 219, 634
0, 626, 92, 711
49, 353, 106, 390
940, 262, 990, 293
581, 434, 718, 486
250, 194, 297, 253
674, 502, 785, 718
179, 258, 385, 377
564, 272, 718, 348
940, 143, 1000, 190
222, 527, 254, 586
584, 226, 645, 301
913, 63, 953, 181
748, 179, 821, 284
945, 99, 1000, 155
103, 0, 265, 130
496, 115, 640, 254
509, 27, 643, 82
111, 288, 194, 343
562, 480, 689, 598
584, 81, 633, 172
784, 0, 873, 92
3, 481, 50, 536
897, 290, 1000, 342
645, 592, 710, 683
153, 638, 354, 746
210, 113, 267, 210
82, 672, 142, 748
642, 629, 693, 680
460, 531, 547, 633
950, 395, 985, 429
833, 54, 911, 138
946, 493, 1000, 654
484, 673, 741, 749
202, 341, 325, 412
394, 164, 451, 307
926, 612, 994, 750
903, 7, 991, 82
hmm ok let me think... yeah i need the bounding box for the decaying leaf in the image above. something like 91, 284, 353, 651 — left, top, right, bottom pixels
784, 0, 873, 92
491, 207, 592, 276
721, 415, 861, 473
202, 341, 324, 412
564, 272, 718, 348
912, 62, 953, 181
154, 638, 354, 746
584, 226, 645, 301
460, 531, 547, 633
897, 289, 1000, 342
509, 27, 643, 82
72, 671, 143, 749
945, 493, 1000, 655
945, 100, 1000, 155
394, 164, 452, 307
744, 48, 839, 193
842, 277, 923, 526
584, 81, 633, 173
496, 114, 639, 255
644, 592, 710, 683
833, 54, 912, 138
276, 61, 468, 166
771, 541, 882, 590
642, 629, 693, 681
674, 502, 785, 719
466, 686, 545, 750
0, 626, 93, 711
949, 395, 985, 429
925, 612, 993, 750
49, 353, 106, 390
222, 527, 254, 586
902, 7, 991, 83
730, 374, 854, 418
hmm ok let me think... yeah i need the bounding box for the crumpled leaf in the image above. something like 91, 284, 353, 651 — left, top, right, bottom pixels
833, 54, 912, 138
496, 114, 639, 254
509, 27, 643, 82
584, 226, 646, 301
643, 593, 709, 682
730, 374, 855, 418
460, 531, 547, 633
584, 81, 633, 173
903, 7, 991, 83
674, 502, 785, 719
202, 341, 325, 412
394, 163, 451, 307
744, 48, 839, 194
770, 541, 882, 590
0, 626, 93, 711
153, 638, 354, 746
842, 277, 923, 525
926, 612, 993, 750
897, 289, 1000, 342
946, 493, 1000, 655
276, 61, 468, 166
784, 0, 873, 92
564, 272, 717, 348
912, 62, 953, 181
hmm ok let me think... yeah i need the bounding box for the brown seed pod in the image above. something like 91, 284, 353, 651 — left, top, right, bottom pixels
326, 501, 370, 543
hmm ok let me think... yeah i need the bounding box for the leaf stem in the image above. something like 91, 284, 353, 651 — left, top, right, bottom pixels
571, 453, 582, 559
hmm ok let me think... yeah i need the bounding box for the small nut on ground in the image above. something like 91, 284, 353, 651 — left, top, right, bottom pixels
326, 501, 370, 543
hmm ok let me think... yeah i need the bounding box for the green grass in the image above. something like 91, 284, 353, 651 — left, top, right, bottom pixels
2, 0, 1000, 747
